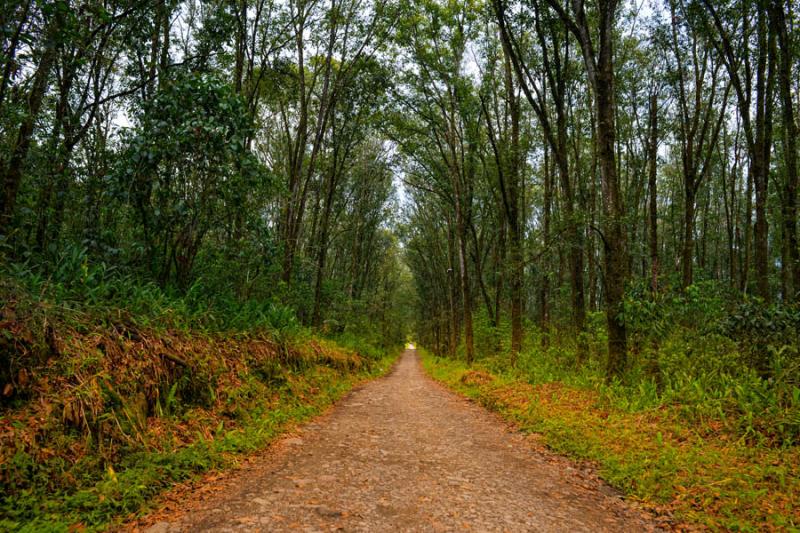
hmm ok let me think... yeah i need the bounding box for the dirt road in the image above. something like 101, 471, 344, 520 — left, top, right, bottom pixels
145, 350, 659, 532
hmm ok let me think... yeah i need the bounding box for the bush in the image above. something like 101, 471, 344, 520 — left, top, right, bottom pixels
466, 281, 800, 446
719, 299, 800, 375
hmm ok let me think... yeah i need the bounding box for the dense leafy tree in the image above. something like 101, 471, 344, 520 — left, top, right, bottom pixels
117, 72, 263, 287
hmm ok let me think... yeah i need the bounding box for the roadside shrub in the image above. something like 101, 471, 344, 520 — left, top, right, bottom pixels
719, 300, 800, 375
466, 282, 800, 446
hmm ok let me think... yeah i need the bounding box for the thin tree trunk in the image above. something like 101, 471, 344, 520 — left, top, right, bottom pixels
503, 50, 523, 360
541, 143, 552, 348
772, 0, 799, 299
457, 208, 474, 365
0, 17, 59, 228
494, 219, 506, 335
648, 92, 659, 292
682, 185, 696, 288
447, 216, 459, 358
752, 8, 776, 300
743, 164, 753, 292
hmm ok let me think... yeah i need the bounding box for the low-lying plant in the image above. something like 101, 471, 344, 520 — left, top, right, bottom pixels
421, 350, 800, 530
469, 281, 800, 446
0, 268, 400, 531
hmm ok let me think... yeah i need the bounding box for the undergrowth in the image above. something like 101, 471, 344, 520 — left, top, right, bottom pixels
421, 350, 800, 530
467, 279, 800, 447
1, 247, 308, 336
0, 263, 400, 531
425, 280, 800, 529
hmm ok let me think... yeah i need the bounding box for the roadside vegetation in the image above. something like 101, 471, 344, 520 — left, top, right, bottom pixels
0, 261, 400, 531
421, 286, 800, 530
398, 0, 800, 528
2, 0, 411, 528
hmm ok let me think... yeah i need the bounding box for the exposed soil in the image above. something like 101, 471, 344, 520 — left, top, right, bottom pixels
139, 350, 663, 532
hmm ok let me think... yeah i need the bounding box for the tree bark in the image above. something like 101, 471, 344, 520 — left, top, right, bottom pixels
456, 201, 475, 365
447, 216, 459, 358
547, 0, 628, 377
772, 0, 799, 300
752, 8, 776, 300
540, 142, 552, 348
682, 186, 696, 288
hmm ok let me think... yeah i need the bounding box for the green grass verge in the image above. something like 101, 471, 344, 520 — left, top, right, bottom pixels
1, 350, 398, 532
420, 350, 799, 531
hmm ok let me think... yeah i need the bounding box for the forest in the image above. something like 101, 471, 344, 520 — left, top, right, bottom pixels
1, 0, 799, 530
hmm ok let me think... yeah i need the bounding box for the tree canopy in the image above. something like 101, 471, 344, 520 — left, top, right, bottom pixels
1, 0, 799, 381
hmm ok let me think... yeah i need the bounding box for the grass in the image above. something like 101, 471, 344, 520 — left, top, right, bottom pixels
421, 349, 800, 531
1, 344, 398, 532
7, 357, 396, 531
0, 270, 401, 531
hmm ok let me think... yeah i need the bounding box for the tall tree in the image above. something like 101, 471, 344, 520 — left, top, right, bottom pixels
492, 0, 587, 357
770, 0, 799, 300
480, 29, 525, 360
544, 0, 628, 376
668, 0, 731, 289
700, 0, 776, 300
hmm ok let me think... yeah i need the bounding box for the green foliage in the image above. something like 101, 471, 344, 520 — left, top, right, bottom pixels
1, 247, 306, 337
624, 280, 732, 340
115, 71, 267, 287
0, 275, 401, 530
421, 350, 800, 531
472, 308, 507, 356
466, 282, 800, 446
720, 299, 800, 374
